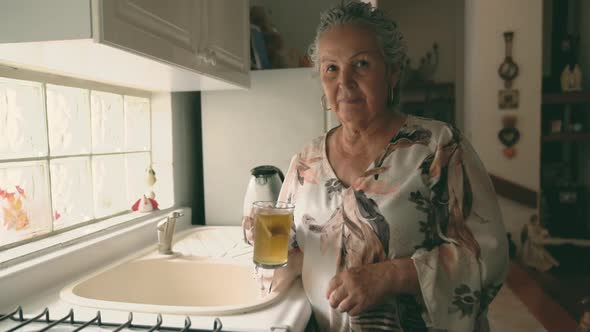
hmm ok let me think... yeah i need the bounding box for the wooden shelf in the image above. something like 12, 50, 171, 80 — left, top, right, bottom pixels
542, 132, 590, 142
542, 92, 590, 105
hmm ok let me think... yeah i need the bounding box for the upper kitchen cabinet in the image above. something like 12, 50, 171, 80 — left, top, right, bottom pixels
198, 0, 250, 79
0, 0, 250, 91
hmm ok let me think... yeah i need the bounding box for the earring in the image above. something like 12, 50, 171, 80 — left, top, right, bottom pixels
321, 94, 331, 111
387, 85, 395, 106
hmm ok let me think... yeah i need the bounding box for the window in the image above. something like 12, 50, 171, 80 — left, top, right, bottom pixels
0, 75, 173, 249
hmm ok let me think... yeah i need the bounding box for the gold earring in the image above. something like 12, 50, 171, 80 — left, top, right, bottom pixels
321, 94, 331, 111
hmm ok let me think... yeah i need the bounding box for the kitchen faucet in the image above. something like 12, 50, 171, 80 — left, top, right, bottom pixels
157, 211, 183, 255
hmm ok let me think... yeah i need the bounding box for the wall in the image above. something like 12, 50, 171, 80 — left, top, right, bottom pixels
464, 0, 542, 192
171, 92, 205, 224
201, 68, 324, 226
152, 92, 204, 224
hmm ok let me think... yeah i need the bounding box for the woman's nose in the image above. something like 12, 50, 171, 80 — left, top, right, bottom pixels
337, 68, 355, 88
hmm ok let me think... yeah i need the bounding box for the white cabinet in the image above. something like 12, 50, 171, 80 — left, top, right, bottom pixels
98, 0, 202, 73
0, 0, 250, 91
97, 0, 249, 87
199, 0, 250, 76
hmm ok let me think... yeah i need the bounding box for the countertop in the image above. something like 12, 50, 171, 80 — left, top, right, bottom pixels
0, 208, 311, 332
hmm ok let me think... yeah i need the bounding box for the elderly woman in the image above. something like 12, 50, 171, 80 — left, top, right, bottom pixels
246, 2, 508, 331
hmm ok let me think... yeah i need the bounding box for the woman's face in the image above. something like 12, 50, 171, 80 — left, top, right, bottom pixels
318, 23, 396, 128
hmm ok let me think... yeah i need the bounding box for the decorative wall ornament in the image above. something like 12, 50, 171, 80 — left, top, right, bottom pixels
498, 31, 519, 110
498, 115, 520, 158
498, 32, 519, 82
498, 89, 519, 109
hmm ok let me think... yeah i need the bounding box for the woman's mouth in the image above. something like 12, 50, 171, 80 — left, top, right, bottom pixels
338, 98, 362, 103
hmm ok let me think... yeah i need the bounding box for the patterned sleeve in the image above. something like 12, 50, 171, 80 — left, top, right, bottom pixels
278, 154, 301, 251
411, 125, 509, 330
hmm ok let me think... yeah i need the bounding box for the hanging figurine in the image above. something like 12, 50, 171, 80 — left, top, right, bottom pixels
131, 165, 159, 212
498, 115, 520, 158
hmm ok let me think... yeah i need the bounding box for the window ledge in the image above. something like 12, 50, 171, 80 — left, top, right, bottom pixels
0, 207, 189, 271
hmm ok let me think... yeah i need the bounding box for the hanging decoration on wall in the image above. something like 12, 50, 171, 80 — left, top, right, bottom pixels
498, 31, 520, 110
498, 115, 520, 158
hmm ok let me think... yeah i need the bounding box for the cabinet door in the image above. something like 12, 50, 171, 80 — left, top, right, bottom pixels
97, 0, 201, 73
198, 0, 249, 85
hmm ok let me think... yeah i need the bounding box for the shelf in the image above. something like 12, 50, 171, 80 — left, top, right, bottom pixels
542, 132, 590, 142
400, 81, 455, 103
542, 92, 590, 105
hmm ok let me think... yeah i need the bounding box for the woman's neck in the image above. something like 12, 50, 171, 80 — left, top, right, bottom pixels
336, 109, 405, 157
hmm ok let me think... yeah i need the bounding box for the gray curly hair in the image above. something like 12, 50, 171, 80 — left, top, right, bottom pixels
309, 1, 407, 71
308, 1, 407, 105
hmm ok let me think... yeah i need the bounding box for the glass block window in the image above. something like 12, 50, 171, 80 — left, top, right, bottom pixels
46, 84, 91, 156
50, 157, 93, 230
0, 161, 52, 245
91, 91, 125, 154
0, 78, 48, 159
0, 75, 173, 248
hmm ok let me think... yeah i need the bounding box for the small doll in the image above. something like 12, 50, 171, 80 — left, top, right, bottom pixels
131, 166, 159, 212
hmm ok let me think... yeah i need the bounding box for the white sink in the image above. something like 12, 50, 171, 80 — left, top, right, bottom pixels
60, 227, 284, 315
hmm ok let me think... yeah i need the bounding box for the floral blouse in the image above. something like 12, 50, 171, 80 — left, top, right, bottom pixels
277, 115, 509, 332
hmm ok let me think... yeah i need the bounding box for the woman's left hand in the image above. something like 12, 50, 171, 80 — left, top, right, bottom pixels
326, 258, 419, 316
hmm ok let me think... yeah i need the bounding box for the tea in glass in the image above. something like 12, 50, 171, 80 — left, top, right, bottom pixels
252, 201, 294, 268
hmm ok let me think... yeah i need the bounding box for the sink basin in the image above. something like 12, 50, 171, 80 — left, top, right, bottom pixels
60, 227, 284, 315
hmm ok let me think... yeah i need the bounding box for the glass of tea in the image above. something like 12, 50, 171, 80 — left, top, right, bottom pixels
252, 201, 294, 268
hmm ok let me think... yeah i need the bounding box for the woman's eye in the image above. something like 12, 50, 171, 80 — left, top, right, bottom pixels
354, 60, 369, 68
325, 64, 337, 72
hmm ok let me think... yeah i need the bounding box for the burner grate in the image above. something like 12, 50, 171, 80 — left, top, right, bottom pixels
0, 306, 224, 332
